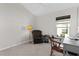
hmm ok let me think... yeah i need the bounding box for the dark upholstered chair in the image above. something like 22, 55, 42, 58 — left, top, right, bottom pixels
32, 30, 43, 44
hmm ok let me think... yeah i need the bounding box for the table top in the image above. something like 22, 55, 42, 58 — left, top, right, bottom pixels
63, 38, 79, 47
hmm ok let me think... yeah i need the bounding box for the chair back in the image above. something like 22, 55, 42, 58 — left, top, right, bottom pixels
32, 30, 42, 39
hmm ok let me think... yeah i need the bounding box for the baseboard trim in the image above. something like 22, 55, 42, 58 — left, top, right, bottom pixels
0, 41, 28, 51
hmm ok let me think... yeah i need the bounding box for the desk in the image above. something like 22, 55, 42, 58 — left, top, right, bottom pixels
63, 38, 79, 56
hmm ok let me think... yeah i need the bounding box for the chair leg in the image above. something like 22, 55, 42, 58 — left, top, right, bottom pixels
50, 52, 52, 56
50, 48, 53, 56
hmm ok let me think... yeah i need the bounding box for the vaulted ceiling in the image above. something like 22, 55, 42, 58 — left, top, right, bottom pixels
21, 3, 79, 16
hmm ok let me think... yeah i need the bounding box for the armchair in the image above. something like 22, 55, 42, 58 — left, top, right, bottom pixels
32, 30, 43, 44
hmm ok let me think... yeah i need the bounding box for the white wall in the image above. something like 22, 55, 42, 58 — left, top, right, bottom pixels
0, 4, 35, 50
35, 14, 57, 36
36, 7, 78, 37
77, 7, 79, 32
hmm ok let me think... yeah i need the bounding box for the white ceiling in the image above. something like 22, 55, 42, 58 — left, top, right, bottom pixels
22, 3, 79, 16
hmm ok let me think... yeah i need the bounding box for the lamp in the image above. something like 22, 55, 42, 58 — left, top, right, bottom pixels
26, 25, 33, 43
26, 25, 32, 31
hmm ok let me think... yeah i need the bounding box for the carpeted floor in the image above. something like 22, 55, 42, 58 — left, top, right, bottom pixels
0, 43, 63, 56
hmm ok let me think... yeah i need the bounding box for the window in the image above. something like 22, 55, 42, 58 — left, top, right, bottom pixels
56, 19, 70, 38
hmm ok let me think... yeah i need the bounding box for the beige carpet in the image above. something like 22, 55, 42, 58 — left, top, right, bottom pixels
0, 43, 63, 56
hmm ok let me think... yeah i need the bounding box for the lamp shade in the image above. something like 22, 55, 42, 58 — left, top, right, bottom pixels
26, 25, 32, 31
